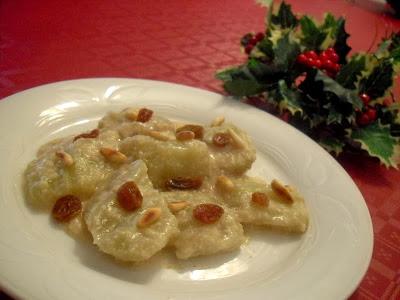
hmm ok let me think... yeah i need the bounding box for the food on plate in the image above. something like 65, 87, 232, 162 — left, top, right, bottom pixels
161, 191, 245, 259
84, 161, 178, 262
203, 123, 256, 174
119, 135, 210, 189
24, 129, 120, 208
216, 176, 309, 233
23, 107, 309, 263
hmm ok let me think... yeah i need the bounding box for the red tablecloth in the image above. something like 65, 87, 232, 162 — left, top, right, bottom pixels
1, 0, 399, 299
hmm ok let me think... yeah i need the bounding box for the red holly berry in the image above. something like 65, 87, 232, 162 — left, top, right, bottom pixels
297, 49, 340, 73
357, 113, 370, 126
320, 51, 329, 62
297, 53, 308, 64
329, 52, 339, 63
323, 59, 335, 71
332, 63, 340, 73
245, 45, 253, 54
307, 57, 315, 67
306, 50, 318, 60
366, 107, 377, 121
314, 59, 322, 69
360, 93, 371, 105
255, 32, 265, 42
249, 37, 258, 46
326, 47, 336, 57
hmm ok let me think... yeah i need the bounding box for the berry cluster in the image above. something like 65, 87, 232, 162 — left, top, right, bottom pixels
356, 93, 377, 126
296, 48, 340, 77
243, 32, 265, 54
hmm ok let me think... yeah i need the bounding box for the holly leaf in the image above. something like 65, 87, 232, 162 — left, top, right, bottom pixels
326, 105, 343, 125
300, 16, 327, 50
319, 136, 344, 156
223, 79, 266, 97
375, 39, 392, 59
270, 80, 303, 115
375, 35, 400, 64
321, 13, 337, 31
216, 66, 267, 97
273, 33, 301, 71
258, 38, 274, 59
315, 71, 363, 111
351, 122, 399, 167
247, 58, 285, 83
390, 48, 400, 64
336, 55, 366, 89
333, 18, 351, 64
216, 67, 242, 81
359, 58, 394, 99
270, 1, 298, 29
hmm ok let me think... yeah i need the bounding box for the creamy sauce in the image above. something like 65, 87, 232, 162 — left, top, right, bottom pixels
24, 107, 309, 262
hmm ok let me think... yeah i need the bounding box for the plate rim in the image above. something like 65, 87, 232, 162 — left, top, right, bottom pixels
0, 78, 374, 300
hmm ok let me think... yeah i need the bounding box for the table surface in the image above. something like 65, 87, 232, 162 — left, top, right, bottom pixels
1, 0, 400, 299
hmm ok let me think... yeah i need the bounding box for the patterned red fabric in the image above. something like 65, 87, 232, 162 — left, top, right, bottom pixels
1, 0, 399, 299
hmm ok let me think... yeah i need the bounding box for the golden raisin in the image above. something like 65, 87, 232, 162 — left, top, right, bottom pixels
73, 129, 99, 142
193, 203, 224, 224
52, 195, 82, 222
251, 192, 269, 207
165, 177, 203, 190
176, 124, 204, 139
117, 181, 143, 211
212, 132, 232, 147
137, 108, 153, 123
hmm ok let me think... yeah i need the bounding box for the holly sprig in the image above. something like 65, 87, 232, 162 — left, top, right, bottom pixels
216, 1, 400, 167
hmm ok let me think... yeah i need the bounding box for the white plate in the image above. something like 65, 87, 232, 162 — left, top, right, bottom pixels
0, 79, 373, 300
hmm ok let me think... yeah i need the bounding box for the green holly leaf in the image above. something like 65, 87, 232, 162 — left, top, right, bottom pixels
216, 66, 267, 97
273, 33, 301, 71
270, 1, 298, 29
336, 55, 366, 89
326, 105, 343, 125
351, 122, 399, 167
319, 136, 344, 156
375, 35, 400, 64
375, 39, 392, 59
247, 58, 284, 83
333, 18, 351, 64
321, 13, 337, 31
315, 71, 363, 110
223, 79, 266, 97
391, 124, 400, 137
215, 67, 238, 81
359, 58, 394, 99
270, 80, 303, 115
390, 48, 400, 64
258, 38, 274, 59
300, 16, 327, 50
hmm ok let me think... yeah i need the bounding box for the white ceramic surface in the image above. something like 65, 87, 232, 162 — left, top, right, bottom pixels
0, 78, 373, 300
